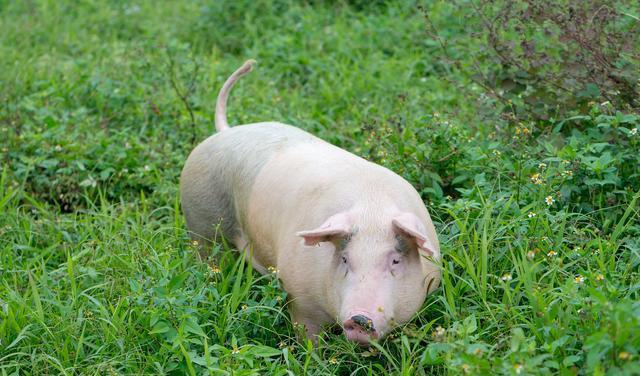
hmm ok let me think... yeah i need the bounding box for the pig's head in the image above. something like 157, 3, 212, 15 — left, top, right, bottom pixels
296, 210, 441, 344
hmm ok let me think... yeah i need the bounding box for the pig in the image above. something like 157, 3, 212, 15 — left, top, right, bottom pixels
180, 60, 441, 344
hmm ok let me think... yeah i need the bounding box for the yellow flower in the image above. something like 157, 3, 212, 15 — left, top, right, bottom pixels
596, 274, 605, 281
574, 275, 586, 284
231, 345, 240, 355
329, 357, 338, 364
267, 266, 279, 274
500, 273, 513, 282
619, 351, 631, 360
547, 250, 557, 257
432, 326, 446, 341
530, 173, 543, 185
241, 304, 248, 310
209, 265, 221, 274
545, 196, 555, 205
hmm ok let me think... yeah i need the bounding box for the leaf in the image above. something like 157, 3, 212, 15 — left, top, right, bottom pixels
563, 355, 582, 367
184, 318, 206, 337
150, 320, 172, 335
167, 272, 189, 291
250, 345, 282, 358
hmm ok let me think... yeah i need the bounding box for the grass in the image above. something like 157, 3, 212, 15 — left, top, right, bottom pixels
1, 0, 639, 374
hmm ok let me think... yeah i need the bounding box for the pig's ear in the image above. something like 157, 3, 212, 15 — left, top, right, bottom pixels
392, 213, 438, 258
296, 212, 353, 247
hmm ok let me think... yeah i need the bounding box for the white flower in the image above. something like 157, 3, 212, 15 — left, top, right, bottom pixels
631, 128, 637, 136
500, 273, 512, 282
545, 196, 555, 205
514, 364, 524, 374
528, 212, 536, 218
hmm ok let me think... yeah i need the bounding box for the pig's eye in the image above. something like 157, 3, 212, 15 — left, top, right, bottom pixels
392, 258, 400, 265
341, 256, 348, 264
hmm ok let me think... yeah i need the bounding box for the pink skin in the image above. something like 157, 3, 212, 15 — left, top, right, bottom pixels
297, 211, 438, 344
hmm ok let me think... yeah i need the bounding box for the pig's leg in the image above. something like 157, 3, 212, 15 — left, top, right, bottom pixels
239, 238, 268, 275
291, 312, 321, 344
288, 300, 330, 344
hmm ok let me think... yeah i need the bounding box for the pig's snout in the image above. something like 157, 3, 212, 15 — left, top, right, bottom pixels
343, 314, 378, 344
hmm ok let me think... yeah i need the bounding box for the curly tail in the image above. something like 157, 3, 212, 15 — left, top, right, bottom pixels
215, 59, 256, 132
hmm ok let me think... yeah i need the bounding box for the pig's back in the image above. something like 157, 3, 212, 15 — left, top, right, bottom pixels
180, 122, 319, 244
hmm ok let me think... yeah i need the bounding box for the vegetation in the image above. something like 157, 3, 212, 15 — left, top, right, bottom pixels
1, 0, 639, 374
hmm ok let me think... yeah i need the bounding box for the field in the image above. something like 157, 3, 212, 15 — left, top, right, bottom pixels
1, 0, 639, 374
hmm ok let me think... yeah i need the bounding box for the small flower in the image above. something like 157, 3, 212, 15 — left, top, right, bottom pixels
547, 250, 557, 258
527, 250, 536, 260
432, 326, 446, 341
241, 304, 248, 310
144, 165, 151, 171
596, 274, 605, 281
500, 273, 513, 282
55, 144, 63, 151
562, 170, 574, 177
514, 364, 524, 374
209, 264, 221, 274
574, 275, 586, 284
231, 345, 240, 355
461, 364, 471, 374
329, 357, 338, 364
619, 351, 631, 360
267, 266, 279, 274
528, 212, 536, 218
492, 149, 502, 156
631, 128, 638, 136
545, 196, 555, 205
530, 173, 543, 185
191, 240, 199, 247
538, 163, 547, 170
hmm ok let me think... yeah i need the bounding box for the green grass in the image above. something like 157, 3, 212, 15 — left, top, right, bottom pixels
1, 0, 639, 374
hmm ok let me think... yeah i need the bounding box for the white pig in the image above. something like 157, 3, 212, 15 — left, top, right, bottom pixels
180, 60, 441, 344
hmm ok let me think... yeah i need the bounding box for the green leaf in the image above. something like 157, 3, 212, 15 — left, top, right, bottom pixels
167, 272, 190, 291
150, 321, 172, 335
